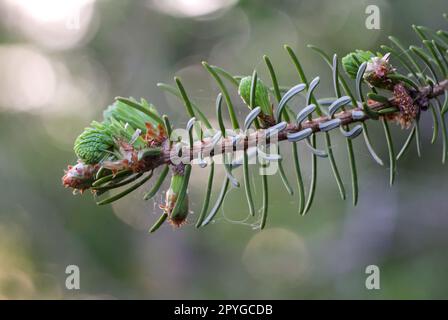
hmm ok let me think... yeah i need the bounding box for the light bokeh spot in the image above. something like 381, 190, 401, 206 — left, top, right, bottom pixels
0, 46, 56, 111
2, 0, 97, 50
148, 0, 238, 18
242, 228, 309, 286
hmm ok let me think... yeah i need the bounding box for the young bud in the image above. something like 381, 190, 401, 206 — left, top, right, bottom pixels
238, 76, 273, 116
363, 53, 395, 89
74, 121, 114, 164
62, 162, 98, 192
160, 167, 190, 227
103, 99, 158, 132
343, 50, 395, 89
342, 50, 375, 79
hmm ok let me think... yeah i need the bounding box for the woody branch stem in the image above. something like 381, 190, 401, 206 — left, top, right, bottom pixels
153, 79, 448, 166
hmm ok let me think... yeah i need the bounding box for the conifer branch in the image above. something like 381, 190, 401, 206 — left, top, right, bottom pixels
62, 15, 448, 231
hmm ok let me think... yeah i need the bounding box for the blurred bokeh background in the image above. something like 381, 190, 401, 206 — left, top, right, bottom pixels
1, 0, 448, 299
